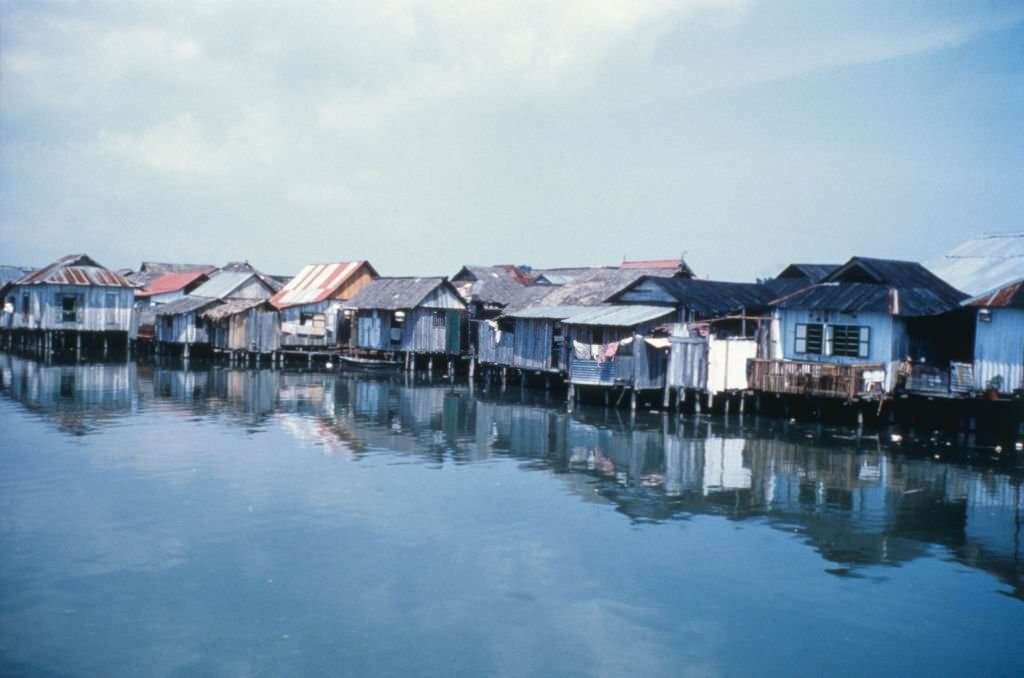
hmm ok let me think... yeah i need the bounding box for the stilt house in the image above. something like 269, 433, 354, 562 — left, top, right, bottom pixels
343, 277, 467, 357
1, 254, 136, 343
964, 279, 1024, 395
752, 257, 967, 399
154, 264, 281, 355
270, 261, 378, 349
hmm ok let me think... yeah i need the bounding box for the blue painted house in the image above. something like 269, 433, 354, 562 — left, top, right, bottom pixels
758, 257, 968, 398
965, 279, 1024, 395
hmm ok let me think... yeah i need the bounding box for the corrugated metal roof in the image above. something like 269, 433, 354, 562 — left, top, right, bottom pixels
451, 265, 529, 305
503, 268, 675, 312
926, 233, 1024, 296
965, 278, 1024, 309
776, 282, 961, 317
153, 296, 221, 316
136, 270, 210, 298
823, 257, 966, 307
201, 298, 266, 320
563, 305, 675, 327
128, 263, 216, 288
270, 261, 374, 309
505, 305, 593, 320
344, 277, 463, 310
775, 263, 839, 283
13, 254, 132, 288
189, 271, 268, 300
615, 277, 777, 315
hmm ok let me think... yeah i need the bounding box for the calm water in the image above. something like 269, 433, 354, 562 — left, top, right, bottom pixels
1, 354, 1022, 677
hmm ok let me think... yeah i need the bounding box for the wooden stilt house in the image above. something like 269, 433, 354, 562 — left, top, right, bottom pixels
153, 264, 281, 357
270, 261, 378, 349
0, 254, 136, 355
751, 257, 968, 399
343, 277, 467, 358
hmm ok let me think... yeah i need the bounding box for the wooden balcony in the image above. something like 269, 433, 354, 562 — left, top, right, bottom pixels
749, 359, 886, 400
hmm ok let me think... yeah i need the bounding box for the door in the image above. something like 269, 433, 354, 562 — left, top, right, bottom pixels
445, 310, 461, 354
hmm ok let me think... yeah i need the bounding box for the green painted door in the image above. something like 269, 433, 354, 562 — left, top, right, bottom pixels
445, 310, 461, 353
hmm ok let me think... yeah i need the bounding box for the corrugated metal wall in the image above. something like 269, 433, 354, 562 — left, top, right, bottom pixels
668, 337, 708, 390
973, 308, 1024, 393
155, 311, 210, 345
3, 285, 135, 333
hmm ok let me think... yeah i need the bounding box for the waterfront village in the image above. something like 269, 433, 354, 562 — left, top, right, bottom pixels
2, 232, 1022, 438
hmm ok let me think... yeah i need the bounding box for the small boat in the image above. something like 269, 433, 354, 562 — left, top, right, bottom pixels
338, 355, 402, 369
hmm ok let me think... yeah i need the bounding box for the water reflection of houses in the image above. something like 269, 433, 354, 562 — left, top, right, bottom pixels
0, 353, 137, 434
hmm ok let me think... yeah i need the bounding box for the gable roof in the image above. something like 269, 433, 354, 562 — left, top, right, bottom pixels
612, 277, 778, 316
11, 254, 132, 288
965, 278, 1024, 309
775, 263, 839, 283
451, 265, 531, 306
926, 232, 1024, 296
775, 282, 963, 317
344, 277, 466, 311
270, 261, 377, 309
188, 271, 272, 300
825, 257, 963, 294
135, 270, 210, 299
127, 262, 217, 288
503, 268, 676, 312
216, 261, 283, 292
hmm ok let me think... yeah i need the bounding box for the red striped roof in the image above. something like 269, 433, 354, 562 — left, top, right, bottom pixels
135, 270, 210, 298
14, 254, 132, 288
270, 261, 376, 309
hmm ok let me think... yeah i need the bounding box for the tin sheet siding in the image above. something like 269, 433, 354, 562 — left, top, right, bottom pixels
512, 319, 555, 371
973, 308, 1024, 393
155, 311, 209, 345
279, 301, 332, 348
232, 277, 276, 300
668, 337, 708, 390
3, 285, 134, 333
402, 309, 463, 354
419, 286, 466, 310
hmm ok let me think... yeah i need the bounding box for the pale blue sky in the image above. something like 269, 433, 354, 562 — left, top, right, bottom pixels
2, 1, 1022, 280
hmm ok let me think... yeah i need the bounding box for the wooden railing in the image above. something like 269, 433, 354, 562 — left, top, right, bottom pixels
748, 359, 886, 400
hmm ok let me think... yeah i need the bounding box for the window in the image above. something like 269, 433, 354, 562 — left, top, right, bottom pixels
61, 295, 78, 323
432, 310, 446, 328
828, 325, 869, 358
22, 294, 30, 320
795, 323, 823, 355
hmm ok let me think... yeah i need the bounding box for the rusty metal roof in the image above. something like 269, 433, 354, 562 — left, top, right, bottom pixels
12, 254, 132, 288
270, 261, 376, 309
136, 270, 210, 298
965, 278, 1024, 309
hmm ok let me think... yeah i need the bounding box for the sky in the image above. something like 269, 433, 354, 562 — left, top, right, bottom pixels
1, 0, 1022, 281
